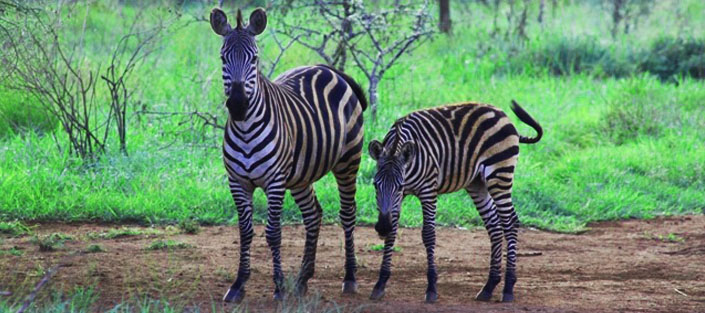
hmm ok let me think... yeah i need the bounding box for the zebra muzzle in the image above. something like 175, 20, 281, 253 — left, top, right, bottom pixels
226, 82, 248, 121
375, 212, 393, 238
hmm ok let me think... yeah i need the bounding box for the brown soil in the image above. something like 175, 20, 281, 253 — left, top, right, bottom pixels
1, 216, 704, 312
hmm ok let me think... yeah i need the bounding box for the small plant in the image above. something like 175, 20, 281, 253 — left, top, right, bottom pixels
368, 244, 402, 252
643, 232, 685, 243
32, 233, 73, 252
0, 220, 32, 237
84, 244, 106, 253
177, 219, 200, 234
145, 240, 191, 251
0, 246, 24, 256
86, 227, 163, 240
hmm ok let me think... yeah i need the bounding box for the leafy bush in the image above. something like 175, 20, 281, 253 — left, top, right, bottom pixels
512, 36, 634, 78
640, 37, 705, 81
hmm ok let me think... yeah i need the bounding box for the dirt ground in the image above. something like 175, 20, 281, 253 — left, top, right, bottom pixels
1, 215, 704, 312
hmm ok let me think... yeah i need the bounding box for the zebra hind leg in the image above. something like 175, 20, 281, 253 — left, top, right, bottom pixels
291, 186, 323, 296
333, 164, 359, 294
487, 178, 519, 303
467, 184, 504, 302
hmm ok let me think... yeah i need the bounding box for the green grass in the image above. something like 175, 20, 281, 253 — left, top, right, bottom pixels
0, 221, 32, 237
84, 244, 106, 253
86, 227, 165, 240
31, 233, 74, 252
368, 244, 402, 253
145, 240, 191, 251
0, 0, 704, 234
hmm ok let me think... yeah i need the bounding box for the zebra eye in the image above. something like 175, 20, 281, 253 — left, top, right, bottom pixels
250, 56, 258, 64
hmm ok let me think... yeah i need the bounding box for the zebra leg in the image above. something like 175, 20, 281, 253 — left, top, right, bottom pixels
223, 179, 255, 303
370, 213, 398, 301
420, 191, 439, 303
468, 185, 503, 302
290, 185, 322, 296
265, 182, 286, 300
334, 165, 359, 294
487, 179, 519, 303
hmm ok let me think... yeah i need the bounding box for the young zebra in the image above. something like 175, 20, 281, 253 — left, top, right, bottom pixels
209, 8, 367, 303
368, 100, 542, 303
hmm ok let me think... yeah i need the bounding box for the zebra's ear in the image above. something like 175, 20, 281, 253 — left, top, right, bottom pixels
247, 8, 267, 36
399, 141, 416, 164
369, 140, 384, 161
210, 8, 232, 36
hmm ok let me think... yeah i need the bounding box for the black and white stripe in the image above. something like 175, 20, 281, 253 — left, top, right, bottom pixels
210, 8, 367, 303
368, 100, 542, 303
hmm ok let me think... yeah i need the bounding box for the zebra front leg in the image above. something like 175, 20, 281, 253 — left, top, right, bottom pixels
468, 187, 503, 302
334, 169, 359, 294
370, 219, 398, 300
265, 183, 286, 300
223, 180, 255, 303
420, 192, 439, 303
291, 186, 322, 296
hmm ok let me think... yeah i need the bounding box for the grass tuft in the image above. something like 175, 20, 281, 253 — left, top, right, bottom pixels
177, 219, 201, 235
146, 240, 191, 251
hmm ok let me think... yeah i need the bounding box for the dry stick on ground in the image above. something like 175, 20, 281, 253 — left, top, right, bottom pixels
16, 265, 63, 313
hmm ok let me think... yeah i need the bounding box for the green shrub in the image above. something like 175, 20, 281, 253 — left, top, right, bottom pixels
640, 37, 705, 81
526, 37, 634, 78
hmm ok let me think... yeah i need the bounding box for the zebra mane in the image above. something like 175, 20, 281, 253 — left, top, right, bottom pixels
236, 9, 243, 30
388, 116, 407, 155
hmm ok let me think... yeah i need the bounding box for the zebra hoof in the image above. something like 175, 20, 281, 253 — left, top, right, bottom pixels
223, 287, 245, 303
425, 291, 438, 303
273, 290, 284, 301
475, 290, 493, 302
501, 293, 514, 303
342, 280, 358, 294
370, 287, 385, 300
295, 283, 308, 297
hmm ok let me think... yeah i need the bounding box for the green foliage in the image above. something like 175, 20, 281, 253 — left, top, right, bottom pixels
0, 1, 704, 234
31, 233, 74, 252
146, 240, 191, 251
368, 244, 402, 252
84, 244, 106, 253
0, 246, 24, 256
86, 227, 164, 240
0, 220, 32, 237
177, 219, 201, 234
640, 37, 705, 81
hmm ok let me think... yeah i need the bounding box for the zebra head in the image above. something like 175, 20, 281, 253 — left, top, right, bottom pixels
210, 8, 267, 121
368, 134, 416, 238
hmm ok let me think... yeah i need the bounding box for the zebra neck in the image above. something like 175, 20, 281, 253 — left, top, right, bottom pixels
228, 72, 273, 131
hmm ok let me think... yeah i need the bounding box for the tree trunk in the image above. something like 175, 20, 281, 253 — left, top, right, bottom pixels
439, 0, 451, 33
369, 76, 379, 119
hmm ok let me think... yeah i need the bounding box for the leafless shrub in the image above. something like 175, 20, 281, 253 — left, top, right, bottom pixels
275, 0, 435, 118
0, 1, 168, 159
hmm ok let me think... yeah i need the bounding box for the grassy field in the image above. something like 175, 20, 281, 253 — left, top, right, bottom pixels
1, 0, 704, 234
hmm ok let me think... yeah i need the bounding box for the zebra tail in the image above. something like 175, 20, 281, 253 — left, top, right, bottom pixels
319, 64, 368, 112
510, 100, 543, 144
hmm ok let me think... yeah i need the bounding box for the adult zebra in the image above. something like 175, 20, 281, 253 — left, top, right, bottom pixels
209, 8, 367, 303
367, 100, 542, 303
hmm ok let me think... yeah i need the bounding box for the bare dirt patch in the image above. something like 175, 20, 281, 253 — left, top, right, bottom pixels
1, 216, 704, 312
